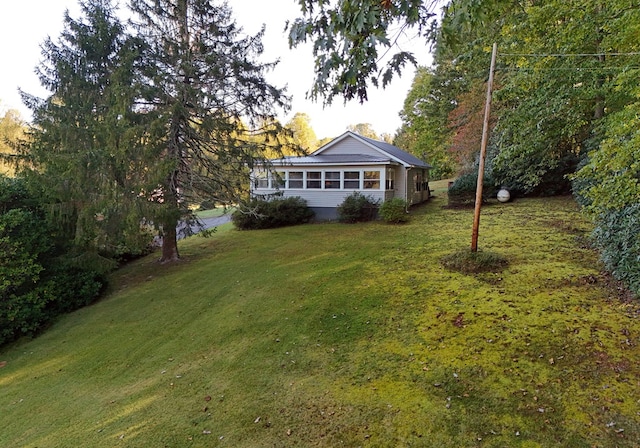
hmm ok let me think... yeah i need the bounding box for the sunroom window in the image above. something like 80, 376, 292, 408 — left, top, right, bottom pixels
273, 171, 286, 188
289, 171, 303, 189
255, 172, 268, 189
364, 170, 380, 189
325, 171, 340, 189
386, 169, 395, 190
344, 171, 360, 189
307, 171, 321, 188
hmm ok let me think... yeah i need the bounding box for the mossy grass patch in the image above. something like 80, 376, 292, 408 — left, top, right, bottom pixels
440, 248, 509, 274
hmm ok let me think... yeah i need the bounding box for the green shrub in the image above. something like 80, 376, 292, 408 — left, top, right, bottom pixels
571, 155, 595, 208
232, 196, 314, 230
448, 171, 499, 207
440, 249, 509, 274
379, 198, 409, 223
337, 192, 380, 223
591, 204, 640, 297
45, 265, 106, 314
0, 265, 105, 345
0, 177, 107, 346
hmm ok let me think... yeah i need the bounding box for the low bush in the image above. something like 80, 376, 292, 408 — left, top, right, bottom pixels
379, 198, 409, 223
337, 192, 380, 223
232, 196, 314, 230
591, 204, 640, 297
447, 170, 499, 207
440, 248, 509, 274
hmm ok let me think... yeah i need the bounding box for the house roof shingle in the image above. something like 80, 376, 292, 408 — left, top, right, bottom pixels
356, 134, 432, 169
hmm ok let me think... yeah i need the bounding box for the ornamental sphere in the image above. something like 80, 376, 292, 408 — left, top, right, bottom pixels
497, 189, 511, 203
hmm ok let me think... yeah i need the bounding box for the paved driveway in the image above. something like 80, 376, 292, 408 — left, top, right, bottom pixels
177, 214, 232, 239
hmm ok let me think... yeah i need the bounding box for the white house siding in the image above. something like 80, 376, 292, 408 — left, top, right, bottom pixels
274, 189, 386, 208
395, 166, 408, 203
320, 139, 384, 158
406, 168, 430, 205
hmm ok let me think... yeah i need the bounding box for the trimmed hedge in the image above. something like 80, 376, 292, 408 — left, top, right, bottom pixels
232, 196, 314, 230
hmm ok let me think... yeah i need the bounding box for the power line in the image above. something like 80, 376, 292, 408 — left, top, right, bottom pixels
500, 52, 640, 57
500, 66, 640, 72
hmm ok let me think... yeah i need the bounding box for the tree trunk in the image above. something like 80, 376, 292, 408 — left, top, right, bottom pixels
159, 170, 181, 263
160, 219, 180, 263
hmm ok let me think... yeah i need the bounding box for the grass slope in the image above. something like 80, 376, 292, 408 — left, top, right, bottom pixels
1, 187, 639, 447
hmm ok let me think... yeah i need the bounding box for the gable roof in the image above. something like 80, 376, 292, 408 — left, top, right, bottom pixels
313, 131, 432, 169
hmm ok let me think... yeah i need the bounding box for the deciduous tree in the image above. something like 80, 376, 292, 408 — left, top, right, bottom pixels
288, 0, 437, 104
491, 0, 640, 193
286, 112, 318, 153
395, 66, 456, 179
0, 108, 25, 176
347, 123, 378, 139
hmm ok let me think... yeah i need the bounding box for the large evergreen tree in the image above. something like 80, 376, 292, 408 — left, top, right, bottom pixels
129, 0, 292, 262
22, 0, 152, 262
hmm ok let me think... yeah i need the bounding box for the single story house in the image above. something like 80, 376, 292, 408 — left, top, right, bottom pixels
250, 131, 432, 220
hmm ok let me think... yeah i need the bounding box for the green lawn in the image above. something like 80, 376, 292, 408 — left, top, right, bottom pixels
1, 188, 639, 447
194, 206, 235, 220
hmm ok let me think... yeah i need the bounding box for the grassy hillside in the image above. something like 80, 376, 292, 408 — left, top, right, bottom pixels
1, 186, 638, 447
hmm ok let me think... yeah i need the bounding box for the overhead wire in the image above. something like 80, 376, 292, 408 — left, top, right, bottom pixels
494, 50, 640, 73
499, 66, 640, 72
499, 52, 640, 57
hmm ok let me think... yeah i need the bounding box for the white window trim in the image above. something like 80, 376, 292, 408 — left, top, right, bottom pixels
253, 168, 385, 191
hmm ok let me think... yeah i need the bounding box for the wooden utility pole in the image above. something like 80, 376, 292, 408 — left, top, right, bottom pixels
471, 42, 498, 252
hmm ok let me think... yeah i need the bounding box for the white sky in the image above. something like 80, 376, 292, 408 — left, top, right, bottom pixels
0, 0, 433, 139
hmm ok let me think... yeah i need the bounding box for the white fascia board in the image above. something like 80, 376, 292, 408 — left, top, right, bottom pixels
316, 131, 415, 168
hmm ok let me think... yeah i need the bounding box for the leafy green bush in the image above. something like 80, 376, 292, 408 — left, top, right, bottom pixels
232, 196, 314, 230
0, 176, 107, 346
337, 192, 380, 223
571, 155, 595, 208
45, 265, 106, 314
570, 104, 640, 297
379, 198, 409, 223
447, 171, 499, 207
591, 204, 640, 297
440, 249, 509, 274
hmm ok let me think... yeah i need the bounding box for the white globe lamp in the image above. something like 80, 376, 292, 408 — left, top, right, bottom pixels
497, 188, 510, 203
